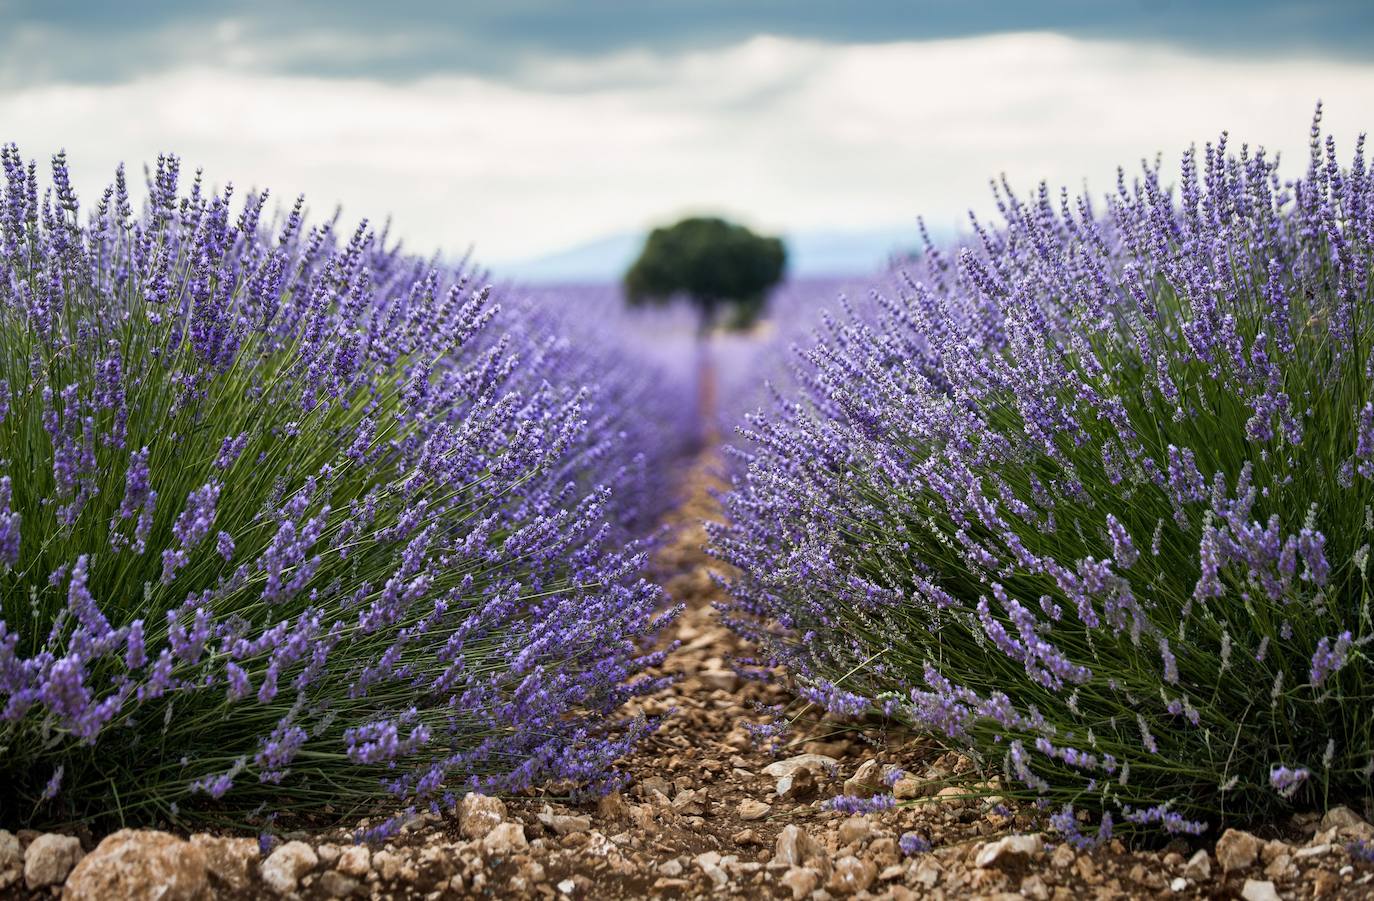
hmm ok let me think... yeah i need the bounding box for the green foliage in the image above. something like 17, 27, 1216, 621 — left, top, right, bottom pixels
624, 217, 785, 332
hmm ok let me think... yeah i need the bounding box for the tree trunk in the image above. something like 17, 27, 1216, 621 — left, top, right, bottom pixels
694, 333, 718, 447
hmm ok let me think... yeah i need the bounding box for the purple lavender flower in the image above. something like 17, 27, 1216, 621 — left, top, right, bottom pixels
1348, 839, 1374, 864
215, 530, 235, 561
39, 766, 63, 802
899, 832, 932, 855
0, 476, 19, 568
1310, 632, 1354, 687
1105, 514, 1138, 569
1269, 765, 1311, 798
824, 793, 896, 814
1357, 403, 1374, 479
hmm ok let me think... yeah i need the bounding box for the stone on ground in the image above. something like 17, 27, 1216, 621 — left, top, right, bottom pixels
259, 840, 318, 895
1241, 878, 1282, 901
0, 830, 21, 890
842, 758, 885, 798
737, 799, 771, 820
538, 805, 591, 836
827, 854, 878, 894
64, 829, 207, 901
481, 822, 528, 856
1183, 848, 1211, 880
23, 833, 84, 890
761, 754, 836, 779
460, 792, 508, 840
1215, 828, 1262, 873
188, 835, 257, 892
336, 844, 371, 878
974, 833, 1043, 869
780, 866, 819, 900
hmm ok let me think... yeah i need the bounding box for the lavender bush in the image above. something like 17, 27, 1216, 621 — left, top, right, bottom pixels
717, 109, 1374, 836
711, 275, 890, 438
515, 282, 702, 502
0, 147, 684, 833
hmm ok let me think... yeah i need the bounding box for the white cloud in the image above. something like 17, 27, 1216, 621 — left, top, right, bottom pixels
2, 31, 1372, 264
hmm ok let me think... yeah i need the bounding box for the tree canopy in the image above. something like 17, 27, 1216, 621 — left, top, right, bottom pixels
624, 217, 786, 332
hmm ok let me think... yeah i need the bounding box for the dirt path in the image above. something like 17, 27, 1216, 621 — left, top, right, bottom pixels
497, 436, 913, 899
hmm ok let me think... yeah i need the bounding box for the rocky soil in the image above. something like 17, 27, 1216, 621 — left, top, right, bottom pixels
5, 442, 1374, 899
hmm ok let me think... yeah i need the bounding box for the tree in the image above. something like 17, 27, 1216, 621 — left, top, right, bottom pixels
624, 217, 786, 334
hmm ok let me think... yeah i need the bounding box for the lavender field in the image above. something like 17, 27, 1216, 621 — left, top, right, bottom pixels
2, 4, 1374, 900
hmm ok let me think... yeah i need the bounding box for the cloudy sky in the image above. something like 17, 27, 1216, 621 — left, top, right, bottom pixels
2, 1, 1373, 278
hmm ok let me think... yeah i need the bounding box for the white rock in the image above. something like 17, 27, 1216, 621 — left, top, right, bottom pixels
557, 877, 576, 894
537, 805, 592, 835
189, 835, 258, 892
460, 792, 508, 840
1241, 878, 1281, 901
1183, 848, 1212, 880
827, 854, 877, 894
0, 830, 21, 890
371, 849, 401, 881
761, 754, 837, 779
23, 833, 84, 890
837, 816, 873, 846
737, 799, 771, 821
1263, 852, 1293, 880
842, 758, 885, 798
336, 845, 371, 878
671, 788, 705, 814
771, 825, 819, 868
1170, 876, 1188, 892
481, 822, 528, 856
259, 841, 318, 896
934, 785, 967, 806
699, 669, 739, 692
910, 857, 941, 888
974, 833, 1043, 868
695, 851, 722, 870
891, 774, 927, 800
771, 824, 829, 878
775, 768, 816, 801
1216, 828, 1262, 873
780, 866, 819, 900
64, 829, 207, 901
658, 859, 683, 877
1320, 806, 1369, 832
1022, 873, 1051, 900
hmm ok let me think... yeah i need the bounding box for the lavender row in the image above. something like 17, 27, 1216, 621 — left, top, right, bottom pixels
0, 147, 690, 834
715, 109, 1374, 836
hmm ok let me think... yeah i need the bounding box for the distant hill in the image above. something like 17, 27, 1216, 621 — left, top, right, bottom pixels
494, 224, 933, 284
